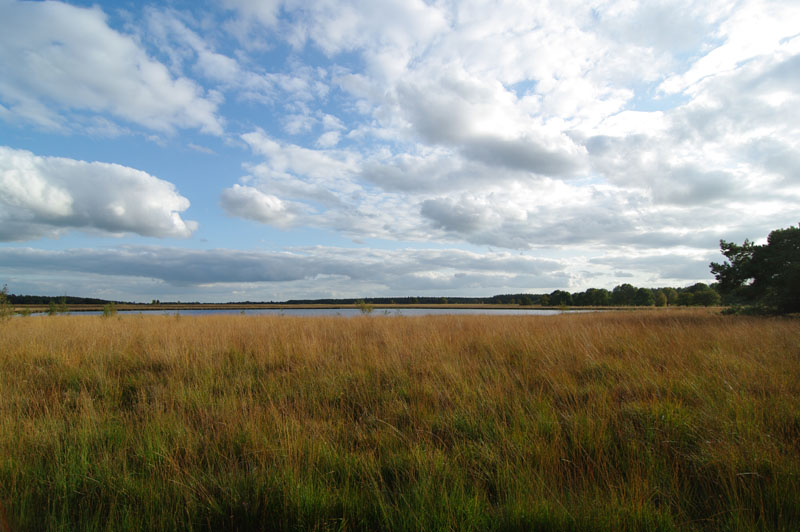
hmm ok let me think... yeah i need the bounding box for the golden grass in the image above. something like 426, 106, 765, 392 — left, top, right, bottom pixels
1, 310, 798, 530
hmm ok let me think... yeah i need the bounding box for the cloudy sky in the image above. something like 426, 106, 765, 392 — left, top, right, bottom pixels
1, 0, 798, 302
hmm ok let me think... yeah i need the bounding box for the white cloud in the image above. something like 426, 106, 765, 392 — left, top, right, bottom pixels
596, 0, 728, 55
283, 112, 315, 135
659, 0, 800, 96
144, 6, 335, 114
0, 1, 222, 134
315, 131, 341, 148
394, 72, 588, 176
228, 115, 796, 254
0, 245, 570, 297
222, 0, 283, 39
283, 0, 448, 57
590, 250, 725, 285
242, 128, 359, 175
0, 146, 197, 241
321, 114, 346, 131
586, 36, 800, 211
220, 184, 299, 227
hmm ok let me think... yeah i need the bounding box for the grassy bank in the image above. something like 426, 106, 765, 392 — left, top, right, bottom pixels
1, 310, 798, 531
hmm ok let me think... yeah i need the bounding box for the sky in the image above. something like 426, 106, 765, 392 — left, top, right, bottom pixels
1, 0, 799, 302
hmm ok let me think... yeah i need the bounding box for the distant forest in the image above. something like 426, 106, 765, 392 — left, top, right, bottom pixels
6, 294, 114, 305
5, 282, 722, 307
284, 282, 721, 307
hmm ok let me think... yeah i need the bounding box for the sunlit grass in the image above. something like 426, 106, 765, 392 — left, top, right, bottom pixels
1, 310, 798, 530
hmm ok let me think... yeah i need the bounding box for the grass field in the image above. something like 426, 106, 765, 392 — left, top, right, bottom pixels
1, 310, 798, 531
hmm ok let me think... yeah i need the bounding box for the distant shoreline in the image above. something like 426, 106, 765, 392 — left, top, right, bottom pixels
13, 302, 687, 313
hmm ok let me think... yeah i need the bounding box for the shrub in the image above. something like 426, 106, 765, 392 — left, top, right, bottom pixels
0, 284, 12, 321
102, 302, 117, 318
356, 299, 373, 314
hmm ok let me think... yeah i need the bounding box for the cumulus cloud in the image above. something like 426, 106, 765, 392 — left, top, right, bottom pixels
0, 146, 197, 241
418, 184, 650, 250
220, 184, 300, 227
395, 75, 587, 177
0, 1, 222, 133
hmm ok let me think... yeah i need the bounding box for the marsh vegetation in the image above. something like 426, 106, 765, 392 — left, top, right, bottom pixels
1, 310, 798, 530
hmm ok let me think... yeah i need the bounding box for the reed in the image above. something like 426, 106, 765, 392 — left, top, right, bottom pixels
1, 310, 798, 531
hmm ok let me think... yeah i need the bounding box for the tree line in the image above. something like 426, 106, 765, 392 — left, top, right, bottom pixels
4, 294, 116, 305
1, 284, 721, 309
283, 282, 721, 307
485, 282, 721, 307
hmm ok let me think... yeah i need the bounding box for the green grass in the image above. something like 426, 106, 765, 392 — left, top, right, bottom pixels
1, 310, 799, 530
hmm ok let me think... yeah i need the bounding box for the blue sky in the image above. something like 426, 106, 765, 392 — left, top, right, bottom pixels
1, 0, 798, 302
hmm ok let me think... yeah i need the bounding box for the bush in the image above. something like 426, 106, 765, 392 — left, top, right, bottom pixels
0, 284, 12, 321
102, 302, 117, 318
356, 299, 373, 315
47, 297, 70, 316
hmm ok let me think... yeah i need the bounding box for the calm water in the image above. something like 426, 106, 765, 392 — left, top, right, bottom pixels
29, 308, 592, 317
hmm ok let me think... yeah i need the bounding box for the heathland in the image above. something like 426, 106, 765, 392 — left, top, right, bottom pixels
1, 310, 798, 531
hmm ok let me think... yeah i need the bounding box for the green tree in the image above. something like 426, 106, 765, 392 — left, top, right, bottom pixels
686, 282, 711, 293
692, 288, 721, 306
594, 288, 611, 306
634, 287, 655, 306
676, 291, 694, 306
611, 283, 636, 306
653, 290, 667, 307
664, 288, 679, 306
549, 290, 572, 306
710, 225, 800, 313
580, 288, 610, 306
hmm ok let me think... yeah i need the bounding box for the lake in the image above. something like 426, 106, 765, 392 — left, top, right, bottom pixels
30, 308, 592, 317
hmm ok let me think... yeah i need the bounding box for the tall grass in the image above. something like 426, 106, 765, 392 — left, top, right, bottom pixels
1, 310, 798, 531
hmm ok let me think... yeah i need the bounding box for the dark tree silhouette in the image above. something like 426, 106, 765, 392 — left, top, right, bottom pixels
711, 225, 800, 313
